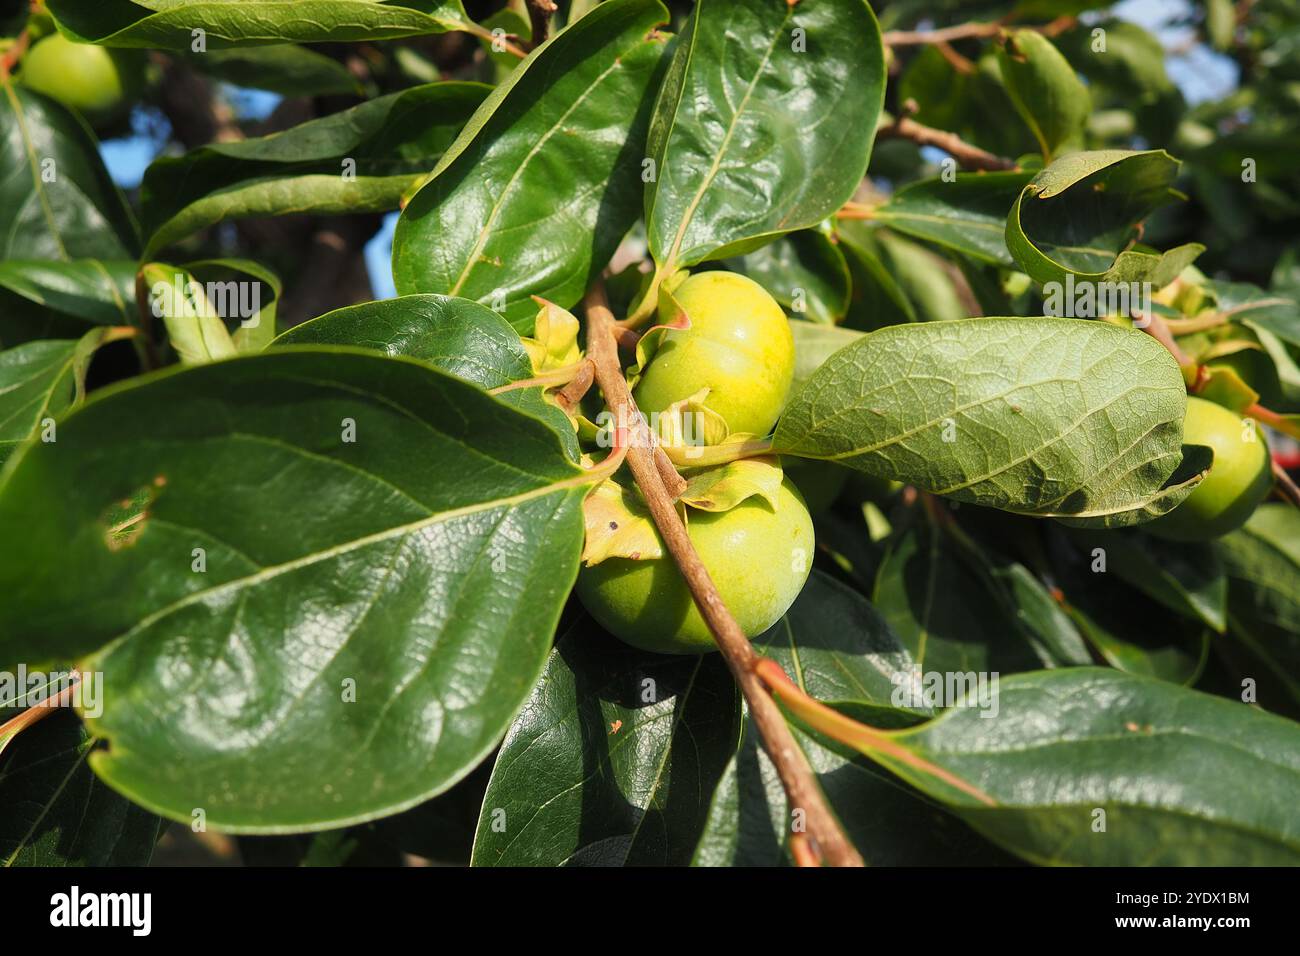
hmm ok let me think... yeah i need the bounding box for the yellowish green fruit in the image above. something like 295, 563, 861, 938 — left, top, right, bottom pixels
634, 271, 794, 440
575, 478, 814, 654
20, 34, 144, 124
1148, 396, 1272, 542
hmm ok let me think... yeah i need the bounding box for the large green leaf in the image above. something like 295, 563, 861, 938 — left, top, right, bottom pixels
0, 81, 138, 260
1215, 505, 1300, 709
46, 0, 473, 48
643, 0, 885, 271
1, 711, 160, 867
0, 349, 590, 831
752, 570, 929, 726
392, 0, 670, 331
996, 30, 1089, 161
471, 617, 741, 866
774, 317, 1195, 524
1005, 150, 1203, 288
692, 720, 1015, 867
274, 294, 578, 457
874, 668, 1300, 865
727, 230, 850, 324
869, 172, 1032, 268
141, 82, 487, 257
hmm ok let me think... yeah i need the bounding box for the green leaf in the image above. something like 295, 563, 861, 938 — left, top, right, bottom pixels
46, 0, 473, 48
774, 318, 1192, 524
0, 260, 136, 346
874, 668, 1300, 865
0, 349, 590, 831
836, 227, 917, 330
1, 711, 160, 867
787, 320, 862, 398
1005, 149, 1204, 288
141, 82, 487, 258
870, 172, 1033, 268
393, 0, 670, 331
726, 229, 851, 324
1215, 505, 1300, 708
996, 30, 1090, 161
644, 0, 885, 271
182, 45, 363, 97
274, 294, 578, 458
140, 262, 239, 365
471, 617, 741, 866
752, 570, 930, 726
0, 81, 139, 260
692, 719, 1015, 867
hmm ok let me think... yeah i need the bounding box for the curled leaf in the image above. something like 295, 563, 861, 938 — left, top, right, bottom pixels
581, 480, 663, 565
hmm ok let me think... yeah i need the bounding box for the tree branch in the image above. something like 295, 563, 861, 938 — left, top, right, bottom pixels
877, 114, 1019, 171
583, 283, 863, 867
883, 16, 1076, 46
525, 0, 558, 51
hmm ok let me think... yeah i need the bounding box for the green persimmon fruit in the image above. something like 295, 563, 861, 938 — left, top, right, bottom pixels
575, 478, 814, 654
634, 271, 794, 440
783, 457, 849, 515
20, 34, 145, 124
1148, 396, 1272, 542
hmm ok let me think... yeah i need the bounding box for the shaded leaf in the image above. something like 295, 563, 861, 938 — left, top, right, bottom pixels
727, 229, 851, 324
471, 618, 741, 866
996, 30, 1089, 161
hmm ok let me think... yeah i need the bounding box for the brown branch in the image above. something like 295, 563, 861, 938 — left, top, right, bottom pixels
524, 0, 558, 51
1271, 459, 1300, 509
583, 283, 863, 867
877, 114, 1019, 172
883, 16, 1076, 46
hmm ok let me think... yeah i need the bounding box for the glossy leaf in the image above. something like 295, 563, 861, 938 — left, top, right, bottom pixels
996, 30, 1089, 161
141, 82, 487, 257
471, 617, 741, 866
876, 668, 1300, 865
0, 260, 136, 346
727, 229, 851, 324
46, 0, 473, 48
1006, 150, 1204, 288
393, 0, 670, 330
869, 172, 1032, 268
752, 570, 929, 726
0, 349, 590, 831
693, 719, 1015, 866
0, 710, 160, 867
775, 318, 1193, 524
274, 294, 578, 457
644, 0, 885, 271
0, 82, 139, 260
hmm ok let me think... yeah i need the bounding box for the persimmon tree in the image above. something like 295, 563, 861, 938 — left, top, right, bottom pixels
1, 0, 1298, 868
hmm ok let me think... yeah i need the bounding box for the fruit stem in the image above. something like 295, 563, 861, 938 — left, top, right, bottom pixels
662, 438, 775, 468
1246, 402, 1300, 441
584, 280, 863, 867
